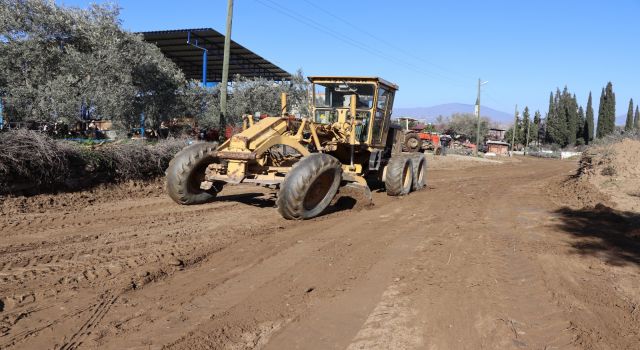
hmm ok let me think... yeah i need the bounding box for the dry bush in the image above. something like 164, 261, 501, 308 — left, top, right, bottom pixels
0, 130, 79, 191
528, 151, 561, 159
0, 130, 187, 194
593, 129, 640, 146
95, 139, 185, 181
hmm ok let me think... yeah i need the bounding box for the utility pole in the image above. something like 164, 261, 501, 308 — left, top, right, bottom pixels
220, 0, 234, 135
474, 78, 488, 156
511, 104, 518, 155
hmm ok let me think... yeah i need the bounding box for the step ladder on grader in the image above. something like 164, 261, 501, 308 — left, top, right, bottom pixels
166, 76, 427, 219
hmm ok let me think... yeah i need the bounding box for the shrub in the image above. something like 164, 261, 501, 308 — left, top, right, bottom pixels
0, 130, 187, 194
593, 129, 640, 146
0, 129, 76, 191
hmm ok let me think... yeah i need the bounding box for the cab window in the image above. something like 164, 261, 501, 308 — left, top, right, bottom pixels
371, 88, 391, 143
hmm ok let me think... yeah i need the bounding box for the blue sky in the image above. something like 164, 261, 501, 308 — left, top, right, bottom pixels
59, 0, 639, 122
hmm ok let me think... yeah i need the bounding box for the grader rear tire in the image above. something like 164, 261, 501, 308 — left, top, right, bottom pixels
277, 153, 342, 220
385, 156, 414, 196
411, 154, 427, 190
166, 142, 221, 205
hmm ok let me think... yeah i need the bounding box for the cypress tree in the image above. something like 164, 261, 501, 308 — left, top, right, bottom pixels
545, 92, 555, 143
577, 105, 585, 144
597, 87, 606, 138
533, 110, 541, 145
565, 91, 578, 145
625, 98, 634, 131
605, 82, 616, 135
635, 106, 639, 129
522, 106, 531, 146
547, 89, 568, 146
585, 92, 594, 143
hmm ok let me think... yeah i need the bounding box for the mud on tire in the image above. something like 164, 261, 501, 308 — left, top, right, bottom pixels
411, 154, 427, 190
385, 156, 414, 196
166, 142, 220, 205
277, 153, 342, 220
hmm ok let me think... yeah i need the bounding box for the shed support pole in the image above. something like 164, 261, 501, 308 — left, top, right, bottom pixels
202, 49, 208, 88
140, 112, 145, 139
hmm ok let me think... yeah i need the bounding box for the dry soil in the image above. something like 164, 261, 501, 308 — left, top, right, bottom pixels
1, 156, 639, 349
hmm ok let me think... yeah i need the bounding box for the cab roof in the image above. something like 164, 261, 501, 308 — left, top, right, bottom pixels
307, 76, 399, 91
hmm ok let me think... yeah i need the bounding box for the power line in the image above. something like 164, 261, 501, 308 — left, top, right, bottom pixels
254, 0, 430, 76
299, 0, 471, 84
252, 0, 468, 87
483, 90, 507, 110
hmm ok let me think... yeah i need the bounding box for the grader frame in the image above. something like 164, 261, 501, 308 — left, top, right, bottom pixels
166, 76, 427, 220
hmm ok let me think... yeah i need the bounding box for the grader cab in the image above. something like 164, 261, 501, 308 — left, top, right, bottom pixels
166, 76, 427, 220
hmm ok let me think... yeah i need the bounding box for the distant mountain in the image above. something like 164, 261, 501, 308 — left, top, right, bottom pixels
393, 103, 514, 124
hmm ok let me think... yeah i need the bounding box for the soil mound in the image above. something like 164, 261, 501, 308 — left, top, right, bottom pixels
577, 138, 640, 212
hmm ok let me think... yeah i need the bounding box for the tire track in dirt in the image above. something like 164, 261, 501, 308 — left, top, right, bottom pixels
0, 186, 294, 349
473, 165, 577, 349
345, 283, 423, 350
354, 159, 580, 350
93, 198, 404, 349
59, 294, 118, 350
6, 157, 636, 349
456, 167, 578, 349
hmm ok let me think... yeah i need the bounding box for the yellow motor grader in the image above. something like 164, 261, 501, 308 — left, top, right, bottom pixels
166, 77, 427, 219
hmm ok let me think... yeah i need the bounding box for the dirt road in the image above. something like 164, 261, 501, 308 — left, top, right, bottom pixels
2, 157, 639, 349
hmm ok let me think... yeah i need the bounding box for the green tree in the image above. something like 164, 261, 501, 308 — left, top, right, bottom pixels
533, 110, 541, 145
546, 89, 569, 146
445, 113, 490, 144
635, 106, 639, 129
597, 82, 616, 138
0, 0, 186, 131
563, 91, 578, 145
544, 92, 553, 143
596, 88, 605, 138
0, 0, 310, 133
576, 106, 585, 145
585, 91, 594, 143
176, 69, 310, 128
607, 82, 616, 133
522, 106, 535, 146
625, 98, 634, 131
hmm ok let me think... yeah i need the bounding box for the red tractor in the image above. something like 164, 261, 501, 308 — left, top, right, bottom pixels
396, 117, 441, 154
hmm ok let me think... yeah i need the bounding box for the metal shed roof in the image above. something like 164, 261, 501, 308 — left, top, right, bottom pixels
140, 28, 291, 82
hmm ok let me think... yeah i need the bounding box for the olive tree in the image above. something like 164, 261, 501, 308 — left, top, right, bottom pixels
0, 0, 186, 130
445, 113, 490, 143
0, 0, 309, 134
180, 69, 310, 128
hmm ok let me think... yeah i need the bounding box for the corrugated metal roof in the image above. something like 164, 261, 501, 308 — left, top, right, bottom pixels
140, 28, 291, 82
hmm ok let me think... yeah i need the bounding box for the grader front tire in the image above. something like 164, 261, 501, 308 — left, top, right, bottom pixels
385, 156, 414, 196
166, 142, 221, 205
277, 153, 342, 220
